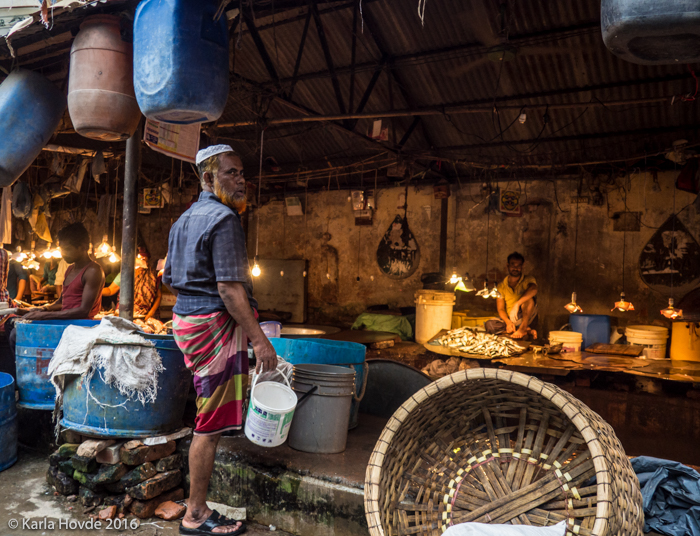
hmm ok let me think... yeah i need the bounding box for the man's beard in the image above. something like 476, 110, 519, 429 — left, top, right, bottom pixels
215, 180, 247, 213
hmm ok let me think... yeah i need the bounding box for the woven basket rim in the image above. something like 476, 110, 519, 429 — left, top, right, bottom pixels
364, 368, 620, 536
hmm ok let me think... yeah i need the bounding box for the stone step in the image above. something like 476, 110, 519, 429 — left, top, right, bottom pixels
178, 413, 389, 536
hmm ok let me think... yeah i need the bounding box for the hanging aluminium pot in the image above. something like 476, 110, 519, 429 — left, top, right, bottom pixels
68, 15, 141, 141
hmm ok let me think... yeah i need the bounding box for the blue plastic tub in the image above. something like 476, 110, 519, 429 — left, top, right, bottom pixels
15, 320, 99, 410
570, 314, 611, 351
133, 0, 229, 124
0, 372, 17, 472
270, 338, 366, 429
0, 70, 66, 187
61, 333, 191, 438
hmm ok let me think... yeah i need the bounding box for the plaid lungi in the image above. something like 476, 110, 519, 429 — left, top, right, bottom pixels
172, 311, 249, 436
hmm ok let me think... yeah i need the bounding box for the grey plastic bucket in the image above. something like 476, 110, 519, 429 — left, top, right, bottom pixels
288, 364, 355, 453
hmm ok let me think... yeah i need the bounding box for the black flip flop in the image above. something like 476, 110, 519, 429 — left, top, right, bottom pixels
179, 510, 247, 536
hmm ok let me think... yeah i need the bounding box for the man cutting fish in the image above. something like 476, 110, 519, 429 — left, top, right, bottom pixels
163, 144, 276, 535
486, 252, 538, 339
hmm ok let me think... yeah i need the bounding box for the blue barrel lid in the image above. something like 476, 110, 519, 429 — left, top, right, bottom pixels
270, 337, 366, 365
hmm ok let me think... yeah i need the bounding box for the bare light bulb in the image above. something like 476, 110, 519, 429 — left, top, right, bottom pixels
449, 268, 460, 284
303, 270, 307, 277
518, 112, 527, 124
108, 251, 120, 263
326, 273, 330, 279
280, 270, 284, 277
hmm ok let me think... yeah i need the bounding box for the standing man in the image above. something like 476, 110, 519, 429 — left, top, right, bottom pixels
163, 145, 276, 536
486, 252, 538, 339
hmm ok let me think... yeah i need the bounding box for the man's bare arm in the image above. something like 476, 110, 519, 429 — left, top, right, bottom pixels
23, 264, 103, 320
217, 281, 277, 374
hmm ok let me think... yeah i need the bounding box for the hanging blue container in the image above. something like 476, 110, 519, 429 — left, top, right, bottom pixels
133, 0, 229, 124
0, 372, 18, 472
570, 314, 611, 351
270, 338, 367, 429
61, 333, 191, 438
16, 320, 99, 410
0, 70, 67, 187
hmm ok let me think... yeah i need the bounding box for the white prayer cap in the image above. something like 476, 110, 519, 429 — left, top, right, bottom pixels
195, 144, 235, 165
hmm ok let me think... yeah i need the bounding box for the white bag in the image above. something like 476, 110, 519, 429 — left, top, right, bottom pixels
444, 521, 566, 536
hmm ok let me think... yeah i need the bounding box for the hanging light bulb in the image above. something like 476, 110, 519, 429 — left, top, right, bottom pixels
518, 112, 527, 124
660, 298, 683, 319
612, 292, 635, 312
251, 256, 261, 277
565, 292, 583, 313
326, 273, 331, 279
489, 283, 502, 299
449, 268, 460, 285
42, 243, 54, 259
108, 249, 120, 264
12, 247, 26, 262
462, 273, 476, 292
476, 281, 490, 298
51, 247, 62, 259
96, 234, 111, 259
303, 270, 307, 277
280, 270, 284, 277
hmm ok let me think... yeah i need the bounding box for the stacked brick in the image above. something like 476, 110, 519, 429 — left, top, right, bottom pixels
46, 433, 189, 522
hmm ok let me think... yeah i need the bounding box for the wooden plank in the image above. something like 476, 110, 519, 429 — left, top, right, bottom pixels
585, 343, 644, 356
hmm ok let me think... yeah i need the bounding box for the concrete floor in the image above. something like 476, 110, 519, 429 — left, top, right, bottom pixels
0, 451, 291, 536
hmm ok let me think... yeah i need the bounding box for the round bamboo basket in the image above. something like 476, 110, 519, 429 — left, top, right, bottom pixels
364, 368, 643, 536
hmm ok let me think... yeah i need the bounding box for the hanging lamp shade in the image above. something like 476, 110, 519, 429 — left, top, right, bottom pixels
612, 292, 635, 312
660, 298, 683, 319
476, 282, 490, 298
565, 292, 583, 313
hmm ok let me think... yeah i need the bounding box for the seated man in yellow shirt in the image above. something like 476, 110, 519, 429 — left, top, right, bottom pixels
487, 252, 538, 339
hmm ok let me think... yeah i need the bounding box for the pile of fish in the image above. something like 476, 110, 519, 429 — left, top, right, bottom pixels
134, 317, 168, 335
435, 327, 526, 358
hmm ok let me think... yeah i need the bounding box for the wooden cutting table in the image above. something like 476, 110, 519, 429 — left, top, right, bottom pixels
424, 329, 700, 382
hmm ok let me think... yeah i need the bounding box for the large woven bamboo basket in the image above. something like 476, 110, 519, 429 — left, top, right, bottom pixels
365, 368, 643, 536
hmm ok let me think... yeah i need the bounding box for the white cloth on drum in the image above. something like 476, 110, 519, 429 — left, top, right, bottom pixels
48, 316, 163, 417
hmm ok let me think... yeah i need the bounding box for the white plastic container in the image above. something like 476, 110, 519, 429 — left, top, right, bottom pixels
414, 290, 456, 344
244, 373, 297, 447
549, 331, 583, 353
626, 325, 669, 360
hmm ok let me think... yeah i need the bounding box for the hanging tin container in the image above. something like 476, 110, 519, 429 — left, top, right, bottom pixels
133, 0, 229, 124
0, 70, 66, 187
68, 15, 141, 141
602, 0, 700, 64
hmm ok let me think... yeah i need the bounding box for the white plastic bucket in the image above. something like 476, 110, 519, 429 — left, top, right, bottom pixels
626, 325, 669, 360
549, 331, 583, 353
415, 290, 456, 344
244, 373, 297, 447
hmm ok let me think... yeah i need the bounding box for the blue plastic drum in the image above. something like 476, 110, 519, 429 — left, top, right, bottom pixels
0, 70, 66, 186
133, 0, 229, 124
15, 320, 99, 410
0, 372, 17, 472
60, 333, 191, 438
570, 314, 611, 351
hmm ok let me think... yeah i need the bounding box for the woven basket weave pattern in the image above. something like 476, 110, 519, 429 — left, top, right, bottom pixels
364, 368, 643, 536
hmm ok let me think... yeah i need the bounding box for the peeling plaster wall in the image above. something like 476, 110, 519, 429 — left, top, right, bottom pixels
138, 171, 699, 335
247, 171, 699, 332
249, 186, 444, 324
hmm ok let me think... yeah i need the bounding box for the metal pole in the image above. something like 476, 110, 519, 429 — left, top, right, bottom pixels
439, 197, 448, 276
119, 122, 141, 320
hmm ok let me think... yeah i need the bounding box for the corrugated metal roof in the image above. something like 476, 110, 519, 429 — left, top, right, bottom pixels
1, 0, 698, 177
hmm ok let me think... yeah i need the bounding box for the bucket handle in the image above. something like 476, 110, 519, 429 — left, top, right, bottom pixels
250, 363, 291, 400
353, 362, 368, 402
